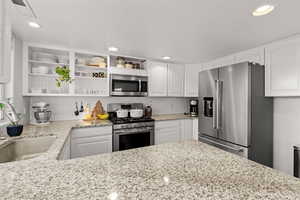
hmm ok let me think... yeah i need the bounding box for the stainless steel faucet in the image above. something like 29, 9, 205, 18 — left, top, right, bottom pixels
0, 99, 21, 125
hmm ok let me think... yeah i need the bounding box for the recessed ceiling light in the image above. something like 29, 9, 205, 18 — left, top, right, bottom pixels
28, 21, 41, 28
163, 56, 171, 60
108, 46, 118, 52
252, 5, 275, 16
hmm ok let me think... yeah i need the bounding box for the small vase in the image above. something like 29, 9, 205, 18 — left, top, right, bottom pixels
7, 125, 23, 137
59, 82, 69, 94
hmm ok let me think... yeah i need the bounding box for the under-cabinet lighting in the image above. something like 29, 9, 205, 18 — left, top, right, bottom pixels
162, 56, 171, 60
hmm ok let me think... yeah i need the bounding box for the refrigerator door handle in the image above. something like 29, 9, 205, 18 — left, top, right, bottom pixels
214, 80, 223, 130
199, 136, 244, 153
217, 80, 223, 130
213, 80, 217, 129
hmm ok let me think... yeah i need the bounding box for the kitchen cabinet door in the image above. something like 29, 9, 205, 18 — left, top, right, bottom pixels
234, 48, 265, 65
58, 136, 71, 160
181, 119, 193, 140
155, 120, 181, 144
71, 135, 112, 159
0, 0, 12, 83
167, 64, 185, 97
147, 61, 168, 96
184, 64, 202, 97
202, 56, 235, 71
192, 118, 198, 140
265, 37, 300, 96
71, 126, 112, 158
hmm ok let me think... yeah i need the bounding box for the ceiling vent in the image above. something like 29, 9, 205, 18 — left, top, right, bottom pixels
11, 0, 37, 19
11, 0, 26, 7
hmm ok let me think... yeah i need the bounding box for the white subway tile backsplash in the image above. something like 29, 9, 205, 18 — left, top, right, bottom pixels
29, 97, 189, 121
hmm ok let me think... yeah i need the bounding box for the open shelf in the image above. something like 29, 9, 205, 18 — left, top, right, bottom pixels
23, 93, 72, 97
29, 60, 68, 66
24, 43, 152, 97
76, 64, 107, 70
75, 76, 107, 80
29, 73, 58, 78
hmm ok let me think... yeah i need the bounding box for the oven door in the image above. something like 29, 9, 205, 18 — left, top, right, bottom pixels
110, 74, 148, 96
113, 127, 154, 151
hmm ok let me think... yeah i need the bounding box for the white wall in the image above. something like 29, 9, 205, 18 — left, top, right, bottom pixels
29, 96, 189, 121
3, 34, 30, 125
273, 97, 300, 175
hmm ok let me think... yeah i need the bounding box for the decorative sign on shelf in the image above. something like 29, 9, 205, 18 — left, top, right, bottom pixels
92, 72, 106, 78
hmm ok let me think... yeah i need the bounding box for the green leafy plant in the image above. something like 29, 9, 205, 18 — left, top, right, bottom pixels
0, 102, 22, 126
55, 66, 72, 87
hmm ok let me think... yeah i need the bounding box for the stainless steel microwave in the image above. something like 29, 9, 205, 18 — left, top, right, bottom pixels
110, 74, 148, 96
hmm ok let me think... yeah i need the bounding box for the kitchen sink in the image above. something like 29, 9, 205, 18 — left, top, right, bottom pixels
0, 136, 56, 163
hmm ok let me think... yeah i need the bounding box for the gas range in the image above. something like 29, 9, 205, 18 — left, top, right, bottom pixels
108, 103, 155, 152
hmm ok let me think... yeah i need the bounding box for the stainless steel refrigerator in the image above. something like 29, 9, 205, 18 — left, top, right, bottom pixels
198, 62, 273, 167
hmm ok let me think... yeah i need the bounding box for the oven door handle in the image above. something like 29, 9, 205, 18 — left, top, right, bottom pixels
114, 127, 153, 135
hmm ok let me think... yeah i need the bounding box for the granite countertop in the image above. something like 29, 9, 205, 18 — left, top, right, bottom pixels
152, 113, 198, 121
0, 113, 192, 161
0, 119, 112, 161
0, 140, 300, 199
0, 117, 300, 199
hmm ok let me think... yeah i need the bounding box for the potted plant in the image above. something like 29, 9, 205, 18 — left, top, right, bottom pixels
0, 102, 23, 137
55, 66, 72, 92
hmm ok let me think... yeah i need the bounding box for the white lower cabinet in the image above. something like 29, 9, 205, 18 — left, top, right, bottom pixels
58, 135, 71, 160
181, 119, 193, 140
192, 118, 199, 141
71, 126, 112, 159
155, 120, 181, 144
155, 119, 197, 145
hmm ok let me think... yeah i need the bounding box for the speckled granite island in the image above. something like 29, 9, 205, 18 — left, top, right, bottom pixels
0, 120, 300, 199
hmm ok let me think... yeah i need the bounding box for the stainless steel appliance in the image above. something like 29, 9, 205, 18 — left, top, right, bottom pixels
189, 99, 198, 117
110, 74, 148, 96
32, 102, 52, 124
144, 106, 152, 118
198, 62, 273, 167
108, 103, 154, 151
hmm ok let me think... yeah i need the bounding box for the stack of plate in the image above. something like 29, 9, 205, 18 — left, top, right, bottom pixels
32, 52, 58, 63
32, 66, 49, 74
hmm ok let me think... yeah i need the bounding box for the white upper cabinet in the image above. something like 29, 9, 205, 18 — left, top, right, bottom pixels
167, 63, 185, 97
0, 0, 12, 83
147, 61, 168, 96
234, 48, 265, 65
202, 47, 265, 72
265, 36, 300, 96
184, 64, 202, 97
202, 55, 235, 71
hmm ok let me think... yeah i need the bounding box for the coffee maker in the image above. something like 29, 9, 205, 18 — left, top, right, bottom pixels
189, 99, 198, 117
